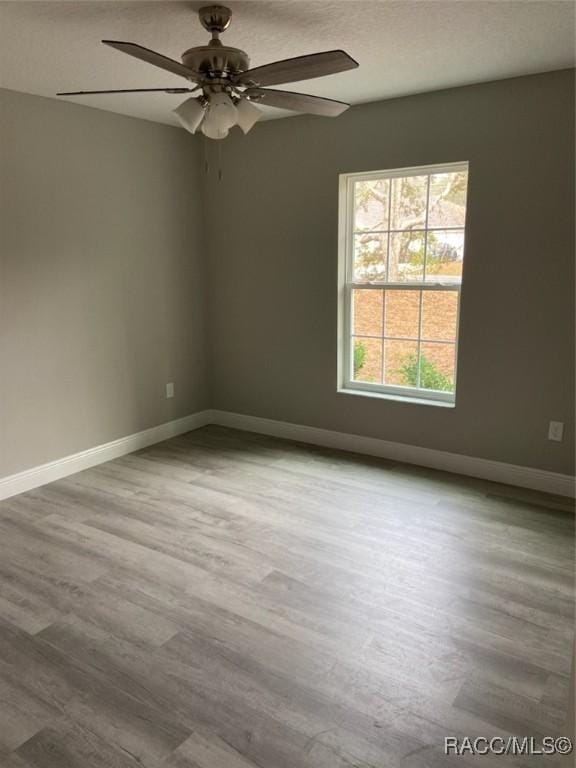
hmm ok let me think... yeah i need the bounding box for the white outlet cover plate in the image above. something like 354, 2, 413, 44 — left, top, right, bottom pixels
548, 421, 564, 442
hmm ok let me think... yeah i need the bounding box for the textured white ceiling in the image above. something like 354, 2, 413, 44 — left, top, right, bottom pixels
0, 0, 574, 127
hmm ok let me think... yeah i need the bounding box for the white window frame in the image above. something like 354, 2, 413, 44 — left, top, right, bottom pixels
337, 161, 469, 406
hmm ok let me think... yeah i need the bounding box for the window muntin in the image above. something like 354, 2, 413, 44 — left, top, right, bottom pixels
339, 162, 469, 404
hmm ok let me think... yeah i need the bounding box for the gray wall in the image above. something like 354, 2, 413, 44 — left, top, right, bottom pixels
205, 69, 575, 475
2, 71, 574, 480
0, 89, 209, 476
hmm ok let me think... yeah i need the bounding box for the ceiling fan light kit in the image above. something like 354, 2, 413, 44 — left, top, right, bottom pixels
173, 90, 261, 139
58, 5, 359, 141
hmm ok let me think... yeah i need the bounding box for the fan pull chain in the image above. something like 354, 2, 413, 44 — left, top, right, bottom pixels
201, 138, 223, 180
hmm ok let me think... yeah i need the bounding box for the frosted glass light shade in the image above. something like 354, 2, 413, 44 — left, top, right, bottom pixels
201, 122, 229, 140
173, 97, 205, 134
200, 92, 238, 140
236, 98, 262, 134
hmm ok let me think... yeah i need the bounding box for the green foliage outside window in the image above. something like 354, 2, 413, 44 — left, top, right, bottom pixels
354, 342, 452, 392
395, 353, 453, 391
354, 341, 366, 375
353, 171, 467, 281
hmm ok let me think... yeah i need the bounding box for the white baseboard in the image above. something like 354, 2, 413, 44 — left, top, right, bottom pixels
0, 410, 214, 501
1, 407, 573, 501
212, 410, 576, 499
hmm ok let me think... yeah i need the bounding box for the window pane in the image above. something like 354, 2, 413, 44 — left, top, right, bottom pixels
383, 339, 418, 387
353, 289, 383, 336
354, 233, 387, 282
425, 229, 464, 282
352, 337, 382, 383
390, 175, 428, 230
419, 342, 456, 391
421, 291, 458, 341
343, 165, 468, 400
389, 231, 425, 282
354, 179, 390, 231
385, 290, 420, 339
428, 171, 468, 228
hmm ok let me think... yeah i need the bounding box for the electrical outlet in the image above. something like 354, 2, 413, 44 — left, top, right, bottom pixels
166, 382, 174, 399
548, 421, 564, 442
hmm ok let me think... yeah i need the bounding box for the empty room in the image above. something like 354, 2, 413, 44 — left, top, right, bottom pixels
0, 1, 575, 766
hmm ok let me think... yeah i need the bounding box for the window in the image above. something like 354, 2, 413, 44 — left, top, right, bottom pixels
338, 162, 469, 405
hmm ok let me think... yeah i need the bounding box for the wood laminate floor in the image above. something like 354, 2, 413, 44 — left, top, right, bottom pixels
0, 426, 574, 768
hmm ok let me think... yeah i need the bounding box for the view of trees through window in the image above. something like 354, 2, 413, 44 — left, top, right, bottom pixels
345, 164, 468, 398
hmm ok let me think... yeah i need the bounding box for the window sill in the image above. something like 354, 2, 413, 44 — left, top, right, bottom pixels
337, 387, 456, 408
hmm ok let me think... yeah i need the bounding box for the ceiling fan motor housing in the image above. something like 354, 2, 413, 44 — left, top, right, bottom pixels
181, 42, 249, 80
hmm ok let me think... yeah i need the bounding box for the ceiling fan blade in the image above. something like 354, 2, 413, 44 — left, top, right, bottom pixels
57, 87, 195, 96
244, 88, 350, 117
233, 50, 358, 88
102, 41, 198, 81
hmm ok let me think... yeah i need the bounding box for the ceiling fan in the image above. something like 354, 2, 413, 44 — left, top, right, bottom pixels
57, 4, 359, 140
